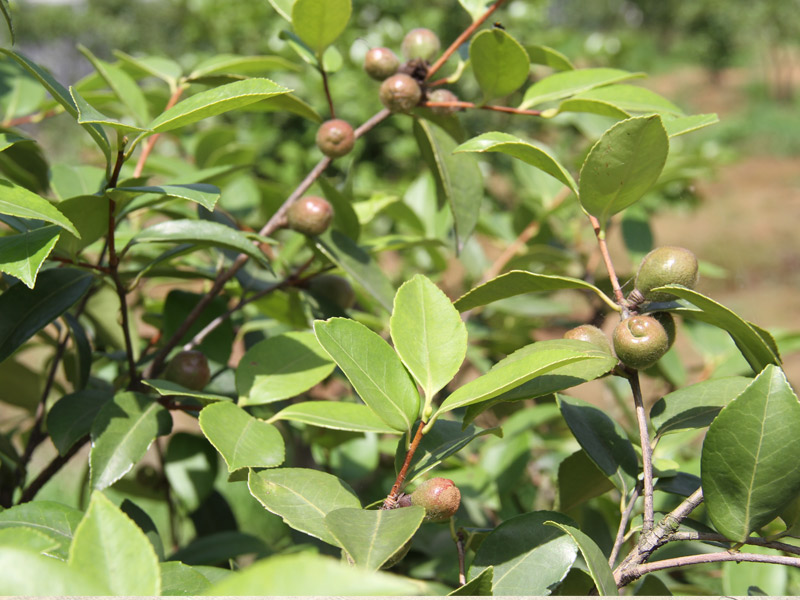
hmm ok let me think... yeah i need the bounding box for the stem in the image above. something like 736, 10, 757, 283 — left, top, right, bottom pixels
382, 420, 426, 509
133, 86, 185, 178
19, 436, 88, 504
4, 108, 59, 128
454, 527, 467, 586
588, 214, 627, 311
666, 531, 800, 556
609, 485, 641, 567
628, 370, 653, 533
49, 256, 112, 274
319, 66, 335, 118
426, 0, 510, 80
422, 100, 541, 116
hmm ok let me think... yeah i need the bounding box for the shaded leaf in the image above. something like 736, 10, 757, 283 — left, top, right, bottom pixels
167, 531, 269, 565
270, 401, 398, 434
47, 389, 112, 455
449, 566, 494, 595
142, 379, 232, 405
557, 450, 614, 513
545, 521, 618, 595
77, 45, 150, 124
164, 433, 218, 512
526, 44, 574, 70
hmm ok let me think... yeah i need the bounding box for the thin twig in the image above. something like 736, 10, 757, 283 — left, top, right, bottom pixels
666, 531, 800, 556
628, 370, 653, 533
383, 421, 427, 509
320, 67, 335, 118
609, 485, 641, 567
422, 100, 541, 116
3, 108, 59, 128
19, 436, 88, 504
49, 256, 112, 274
455, 529, 467, 586
133, 86, 185, 178
588, 214, 627, 311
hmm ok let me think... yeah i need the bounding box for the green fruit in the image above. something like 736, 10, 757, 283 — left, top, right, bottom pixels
364, 47, 399, 80
308, 274, 356, 309
635, 246, 698, 302
379, 74, 422, 113
410, 477, 460, 522
163, 350, 211, 390
651, 311, 676, 350
564, 324, 614, 355
286, 195, 333, 236
613, 315, 669, 370
401, 28, 441, 61
316, 119, 355, 158
427, 88, 460, 116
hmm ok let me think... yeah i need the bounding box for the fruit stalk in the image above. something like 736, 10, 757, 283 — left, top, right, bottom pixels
382, 420, 427, 509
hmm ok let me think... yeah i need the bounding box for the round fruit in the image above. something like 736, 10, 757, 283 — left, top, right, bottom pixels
308, 274, 356, 309
401, 28, 441, 61
286, 196, 333, 236
613, 315, 670, 370
635, 246, 698, 302
651, 311, 676, 349
427, 88, 460, 116
364, 47, 399, 80
564, 324, 613, 355
410, 477, 461, 522
316, 119, 355, 158
163, 350, 211, 390
379, 74, 422, 113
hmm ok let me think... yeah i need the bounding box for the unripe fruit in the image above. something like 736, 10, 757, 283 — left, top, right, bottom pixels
364, 47, 399, 80
308, 274, 356, 309
613, 315, 670, 370
635, 246, 698, 302
401, 28, 441, 62
286, 195, 333, 236
163, 350, 211, 391
564, 324, 614, 356
651, 311, 676, 350
409, 477, 461, 522
379, 74, 422, 113
316, 119, 355, 158
427, 88, 460, 116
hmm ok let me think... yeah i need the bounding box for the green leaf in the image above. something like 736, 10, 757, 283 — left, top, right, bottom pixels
545, 521, 618, 595
454, 270, 615, 312
268, 0, 295, 20
235, 331, 335, 406
457, 0, 492, 20
242, 92, 322, 122
449, 566, 494, 595
291, 0, 351, 54
469, 511, 578, 595
206, 551, 430, 595
111, 184, 220, 211
0, 50, 109, 155
128, 218, 269, 266
0, 527, 59, 554
526, 44, 574, 70
662, 113, 719, 137
89, 392, 173, 490
0, 179, 79, 237
314, 318, 420, 433
63, 312, 91, 390
198, 402, 285, 472
0, 225, 61, 288
70, 86, 150, 134
557, 394, 638, 494
0, 132, 31, 153
324, 506, 424, 569
161, 289, 234, 364
435, 340, 608, 416
188, 54, 300, 80
69, 491, 160, 595
579, 114, 669, 231
142, 379, 232, 405
167, 531, 269, 565
112, 50, 183, 88
390, 274, 467, 400
0, 268, 93, 364
722, 546, 788, 596
658, 286, 780, 373
163, 433, 218, 512
555, 84, 683, 118
0, 501, 83, 560
315, 230, 395, 312
248, 467, 360, 546
470, 29, 530, 101
520, 67, 645, 110
78, 45, 150, 124
702, 365, 800, 542
0, 548, 108, 595
270, 401, 398, 434
413, 119, 483, 251
160, 561, 212, 595
650, 376, 753, 436
455, 131, 577, 196
557, 450, 614, 513
148, 78, 290, 133
0, 0, 13, 45
53, 194, 109, 256
47, 389, 112, 455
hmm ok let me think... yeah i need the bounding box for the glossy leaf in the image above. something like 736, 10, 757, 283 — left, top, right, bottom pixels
111, 184, 221, 211
663, 113, 719, 137
198, 402, 284, 472
0, 0, 12, 44
128, 218, 269, 266
291, 0, 351, 54
0, 501, 83, 560
650, 376, 752, 436
657, 285, 781, 373
579, 115, 669, 231
0, 527, 59, 554
69, 491, 160, 595
557, 450, 614, 513
89, 392, 173, 490
469, 511, 578, 595
0, 268, 93, 364
702, 365, 800, 542
54, 194, 109, 256
112, 50, 182, 87
527, 44, 574, 70
243, 92, 322, 122
188, 54, 300, 80
248, 467, 360, 546
324, 506, 425, 569
78, 45, 150, 124
236, 331, 335, 406
148, 78, 290, 132
413, 119, 483, 251
0, 179, 79, 237
454, 270, 615, 312
545, 521, 618, 595
160, 561, 212, 596
520, 67, 645, 110
47, 389, 112, 455
558, 395, 638, 494
0, 225, 61, 288
470, 28, 530, 101
71, 86, 150, 134
315, 230, 395, 312
449, 566, 494, 595
457, 0, 491, 20
0, 549, 108, 595
556, 84, 683, 118
63, 312, 91, 390
314, 317, 420, 433
142, 379, 231, 405
270, 401, 398, 434
0, 132, 31, 153
390, 274, 467, 399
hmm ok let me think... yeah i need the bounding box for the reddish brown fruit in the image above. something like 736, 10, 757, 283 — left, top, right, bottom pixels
316, 119, 355, 158
410, 477, 461, 521
427, 88, 460, 116
163, 350, 211, 391
379, 74, 422, 113
286, 196, 333, 236
364, 47, 400, 80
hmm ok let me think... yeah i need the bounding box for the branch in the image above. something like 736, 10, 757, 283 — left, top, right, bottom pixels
666, 531, 800, 556
320, 66, 335, 118
422, 100, 541, 116
588, 214, 627, 312
133, 86, 185, 178
609, 485, 641, 567
382, 420, 426, 509
19, 436, 88, 503
628, 370, 653, 533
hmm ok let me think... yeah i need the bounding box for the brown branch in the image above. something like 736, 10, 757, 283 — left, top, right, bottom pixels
426, 0, 510, 80
19, 436, 88, 503
666, 531, 800, 556
320, 67, 335, 118
49, 256, 112, 274
382, 420, 427, 509
588, 214, 627, 311
609, 485, 641, 567
628, 370, 653, 533
133, 86, 185, 178
4, 108, 59, 128
422, 100, 541, 116
456, 529, 467, 586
